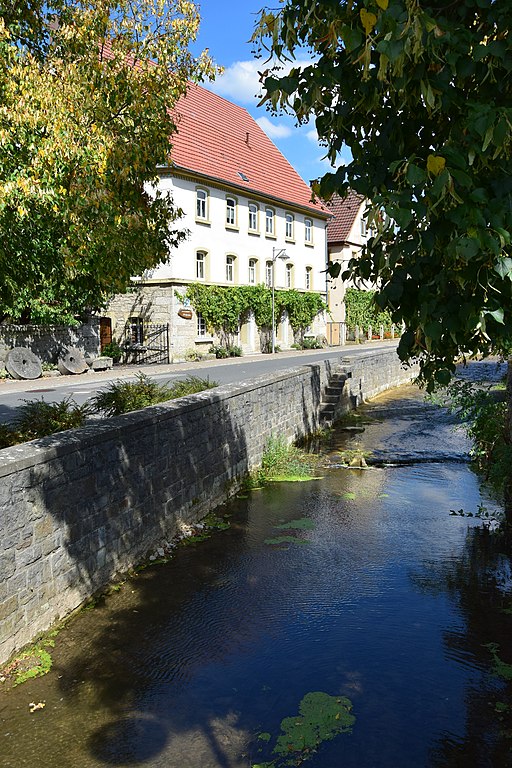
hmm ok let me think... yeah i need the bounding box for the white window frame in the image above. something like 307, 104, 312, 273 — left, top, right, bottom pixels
285, 262, 293, 288
360, 217, 367, 237
285, 212, 294, 240
197, 312, 207, 337
226, 196, 237, 227
196, 251, 206, 280
196, 188, 208, 220
265, 207, 275, 236
265, 260, 273, 288
248, 203, 259, 232
226, 255, 235, 283
304, 218, 313, 243
248, 258, 257, 285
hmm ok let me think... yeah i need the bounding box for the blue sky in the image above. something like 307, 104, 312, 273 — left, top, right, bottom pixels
191, 1, 344, 184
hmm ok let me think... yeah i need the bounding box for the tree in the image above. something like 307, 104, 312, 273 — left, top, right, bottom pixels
0, 1, 217, 323
253, 0, 512, 388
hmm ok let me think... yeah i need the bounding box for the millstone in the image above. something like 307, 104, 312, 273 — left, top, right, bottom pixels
5, 347, 42, 380
57, 347, 88, 375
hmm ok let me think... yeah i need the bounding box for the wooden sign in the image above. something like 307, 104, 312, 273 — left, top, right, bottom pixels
178, 308, 193, 320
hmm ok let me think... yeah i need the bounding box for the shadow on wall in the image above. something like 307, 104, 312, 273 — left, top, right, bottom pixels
2, 362, 331, 664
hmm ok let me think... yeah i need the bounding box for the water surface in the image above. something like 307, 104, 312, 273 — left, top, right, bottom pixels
1, 383, 510, 768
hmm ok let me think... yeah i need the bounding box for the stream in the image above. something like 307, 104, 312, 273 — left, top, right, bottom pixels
1, 365, 511, 768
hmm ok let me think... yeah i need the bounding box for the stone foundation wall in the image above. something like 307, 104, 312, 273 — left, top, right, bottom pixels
0, 348, 417, 664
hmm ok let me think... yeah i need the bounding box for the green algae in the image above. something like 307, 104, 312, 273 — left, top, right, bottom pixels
274, 518, 315, 531
253, 691, 355, 767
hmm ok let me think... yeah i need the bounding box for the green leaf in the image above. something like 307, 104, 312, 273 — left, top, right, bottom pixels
485, 308, 505, 324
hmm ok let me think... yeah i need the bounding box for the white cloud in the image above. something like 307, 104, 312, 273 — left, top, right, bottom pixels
306, 128, 319, 143
206, 60, 263, 104
256, 116, 292, 140
206, 57, 317, 106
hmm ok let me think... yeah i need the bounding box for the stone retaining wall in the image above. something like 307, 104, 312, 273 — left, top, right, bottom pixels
0, 348, 418, 664
0, 321, 100, 365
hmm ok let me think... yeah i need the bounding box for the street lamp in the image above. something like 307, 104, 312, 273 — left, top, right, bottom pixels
271, 247, 289, 354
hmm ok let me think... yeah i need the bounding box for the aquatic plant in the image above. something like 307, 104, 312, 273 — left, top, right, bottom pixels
257, 436, 318, 484
253, 691, 355, 767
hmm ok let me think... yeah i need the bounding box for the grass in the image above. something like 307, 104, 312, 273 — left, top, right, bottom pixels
90, 373, 218, 416
257, 435, 319, 484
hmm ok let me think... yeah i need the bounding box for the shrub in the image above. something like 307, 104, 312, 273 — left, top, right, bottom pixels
209, 344, 243, 358
209, 345, 229, 359
91, 373, 218, 416
184, 348, 203, 362
0, 397, 89, 447
101, 341, 123, 362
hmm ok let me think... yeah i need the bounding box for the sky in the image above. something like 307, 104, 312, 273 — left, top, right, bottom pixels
190, 1, 347, 185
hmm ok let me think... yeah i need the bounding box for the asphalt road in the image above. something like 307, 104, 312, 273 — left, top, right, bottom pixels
0, 341, 397, 425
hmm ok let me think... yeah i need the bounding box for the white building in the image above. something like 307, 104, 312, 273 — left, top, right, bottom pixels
106, 83, 330, 359
325, 191, 370, 335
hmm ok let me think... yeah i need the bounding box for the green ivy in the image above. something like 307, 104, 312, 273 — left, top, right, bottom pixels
184, 284, 326, 342
345, 288, 393, 332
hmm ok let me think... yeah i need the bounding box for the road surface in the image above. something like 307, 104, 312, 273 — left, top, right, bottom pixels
0, 341, 398, 425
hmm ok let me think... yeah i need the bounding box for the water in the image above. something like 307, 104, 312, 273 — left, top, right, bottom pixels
1, 382, 511, 768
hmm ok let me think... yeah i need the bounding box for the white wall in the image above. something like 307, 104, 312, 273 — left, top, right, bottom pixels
328, 200, 370, 324
150, 174, 327, 293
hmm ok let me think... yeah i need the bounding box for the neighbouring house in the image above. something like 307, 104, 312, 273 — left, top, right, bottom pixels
325, 191, 370, 343
105, 83, 330, 360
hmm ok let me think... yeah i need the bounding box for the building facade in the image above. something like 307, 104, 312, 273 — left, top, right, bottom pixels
326, 191, 370, 329
106, 83, 330, 359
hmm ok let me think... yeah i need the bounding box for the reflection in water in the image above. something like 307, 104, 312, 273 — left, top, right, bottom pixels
1, 382, 511, 768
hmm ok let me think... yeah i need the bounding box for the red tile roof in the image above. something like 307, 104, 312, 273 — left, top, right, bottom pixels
326, 191, 365, 243
169, 83, 328, 218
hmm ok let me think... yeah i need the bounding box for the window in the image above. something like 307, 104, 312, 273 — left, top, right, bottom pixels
248, 258, 257, 285
128, 317, 144, 345
226, 197, 236, 227
285, 263, 293, 288
304, 218, 313, 243
196, 188, 207, 220
248, 203, 258, 231
360, 217, 367, 237
196, 251, 206, 280
305, 266, 312, 290
265, 207, 275, 236
197, 312, 206, 337
285, 213, 294, 240
265, 260, 273, 287
226, 255, 235, 283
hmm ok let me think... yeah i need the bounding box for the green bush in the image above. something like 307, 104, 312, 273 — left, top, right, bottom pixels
101, 341, 123, 362
209, 345, 229, 359
91, 373, 218, 416
209, 344, 243, 359
0, 397, 89, 448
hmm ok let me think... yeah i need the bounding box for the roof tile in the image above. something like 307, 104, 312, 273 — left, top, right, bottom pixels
170, 83, 328, 217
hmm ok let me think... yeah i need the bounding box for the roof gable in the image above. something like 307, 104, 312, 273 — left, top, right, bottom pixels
169, 83, 328, 218
326, 191, 365, 243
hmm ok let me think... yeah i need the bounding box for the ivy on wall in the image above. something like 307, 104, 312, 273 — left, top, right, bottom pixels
345, 288, 393, 332
183, 284, 326, 344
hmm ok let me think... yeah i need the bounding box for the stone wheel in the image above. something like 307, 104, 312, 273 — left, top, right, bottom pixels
5, 347, 42, 380
57, 347, 88, 375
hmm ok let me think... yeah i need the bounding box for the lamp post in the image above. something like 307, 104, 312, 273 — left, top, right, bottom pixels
271, 247, 288, 354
